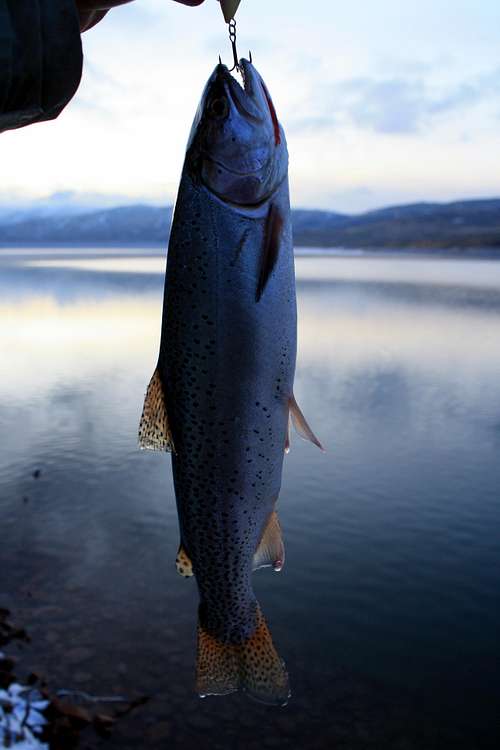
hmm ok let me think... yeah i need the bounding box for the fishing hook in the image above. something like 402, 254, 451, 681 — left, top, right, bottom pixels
218, 18, 252, 73
228, 18, 239, 72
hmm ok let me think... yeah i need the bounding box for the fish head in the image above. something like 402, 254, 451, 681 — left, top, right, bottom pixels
186, 60, 288, 206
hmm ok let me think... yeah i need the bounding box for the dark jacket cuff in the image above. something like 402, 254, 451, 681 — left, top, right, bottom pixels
0, 0, 83, 133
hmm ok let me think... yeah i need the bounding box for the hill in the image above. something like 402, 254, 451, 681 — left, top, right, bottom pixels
1, 199, 499, 250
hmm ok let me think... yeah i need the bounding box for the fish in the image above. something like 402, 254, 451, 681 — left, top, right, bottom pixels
139, 58, 323, 706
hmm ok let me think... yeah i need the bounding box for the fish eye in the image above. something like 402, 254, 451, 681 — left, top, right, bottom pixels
210, 97, 229, 119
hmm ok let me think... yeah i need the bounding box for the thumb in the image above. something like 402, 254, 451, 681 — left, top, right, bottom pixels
79, 10, 109, 32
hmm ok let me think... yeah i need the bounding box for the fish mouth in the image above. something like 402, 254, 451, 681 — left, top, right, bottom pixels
210, 59, 275, 176
217, 59, 268, 122
195, 59, 285, 208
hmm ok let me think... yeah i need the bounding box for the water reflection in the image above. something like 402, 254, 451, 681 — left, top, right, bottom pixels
0, 296, 159, 398
1, 251, 500, 746
295, 255, 500, 290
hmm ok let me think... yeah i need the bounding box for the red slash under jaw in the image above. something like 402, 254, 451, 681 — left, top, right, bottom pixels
260, 82, 281, 146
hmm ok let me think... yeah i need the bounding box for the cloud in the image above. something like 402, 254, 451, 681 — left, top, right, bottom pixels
339, 77, 425, 134
290, 66, 500, 136
3, 1, 500, 213
340, 66, 500, 134
287, 115, 336, 134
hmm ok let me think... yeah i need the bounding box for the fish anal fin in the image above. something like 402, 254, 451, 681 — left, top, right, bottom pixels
138, 367, 174, 452
253, 511, 285, 573
176, 544, 194, 578
289, 394, 325, 452
196, 604, 290, 706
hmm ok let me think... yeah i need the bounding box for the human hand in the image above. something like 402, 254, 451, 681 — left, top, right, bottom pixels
76, 1, 207, 33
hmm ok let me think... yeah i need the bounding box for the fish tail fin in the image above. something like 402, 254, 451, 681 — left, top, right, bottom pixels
196, 604, 290, 706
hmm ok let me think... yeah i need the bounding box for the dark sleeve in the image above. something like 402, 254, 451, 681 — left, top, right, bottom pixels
0, 0, 83, 133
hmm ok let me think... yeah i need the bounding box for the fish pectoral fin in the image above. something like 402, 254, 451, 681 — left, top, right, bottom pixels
138, 367, 174, 452
196, 603, 290, 706
176, 544, 194, 578
256, 203, 284, 302
289, 393, 325, 452
253, 511, 285, 573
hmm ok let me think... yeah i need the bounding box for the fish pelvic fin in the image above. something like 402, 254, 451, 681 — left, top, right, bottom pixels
196, 604, 290, 707
176, 544, 194, 578
253, 511, 285, 573
289, 393, 325, 452
138, 367, 174, 452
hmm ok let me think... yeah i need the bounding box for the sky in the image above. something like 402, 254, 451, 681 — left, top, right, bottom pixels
2, 0, 500, 213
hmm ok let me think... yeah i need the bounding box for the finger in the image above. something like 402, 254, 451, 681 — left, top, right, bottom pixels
77, 0, 206, 33
76, 1, 133, 10
78, 0, 206, 7
79, 9, 109, 32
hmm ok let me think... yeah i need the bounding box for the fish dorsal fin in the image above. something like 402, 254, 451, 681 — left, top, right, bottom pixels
138, 367, 174, 452
176, 544, 194, 578
253, 511, 285, 572
289, 394, 325, 452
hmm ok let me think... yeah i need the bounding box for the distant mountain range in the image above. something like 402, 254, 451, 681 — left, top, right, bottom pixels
1, 198, 500, 250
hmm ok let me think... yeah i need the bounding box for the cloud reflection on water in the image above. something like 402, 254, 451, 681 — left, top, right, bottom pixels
2, 253, 500, 404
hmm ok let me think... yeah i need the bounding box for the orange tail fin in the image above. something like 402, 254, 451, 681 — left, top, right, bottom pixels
196, 604, 290, 706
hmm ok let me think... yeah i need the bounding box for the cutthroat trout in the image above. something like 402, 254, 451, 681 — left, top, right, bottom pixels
139, 59, 322, 706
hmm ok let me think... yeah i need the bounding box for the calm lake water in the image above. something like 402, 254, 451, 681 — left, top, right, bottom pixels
1, 248, 499, 749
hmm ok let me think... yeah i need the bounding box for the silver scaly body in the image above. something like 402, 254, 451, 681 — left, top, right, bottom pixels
139, 60, 322, 705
